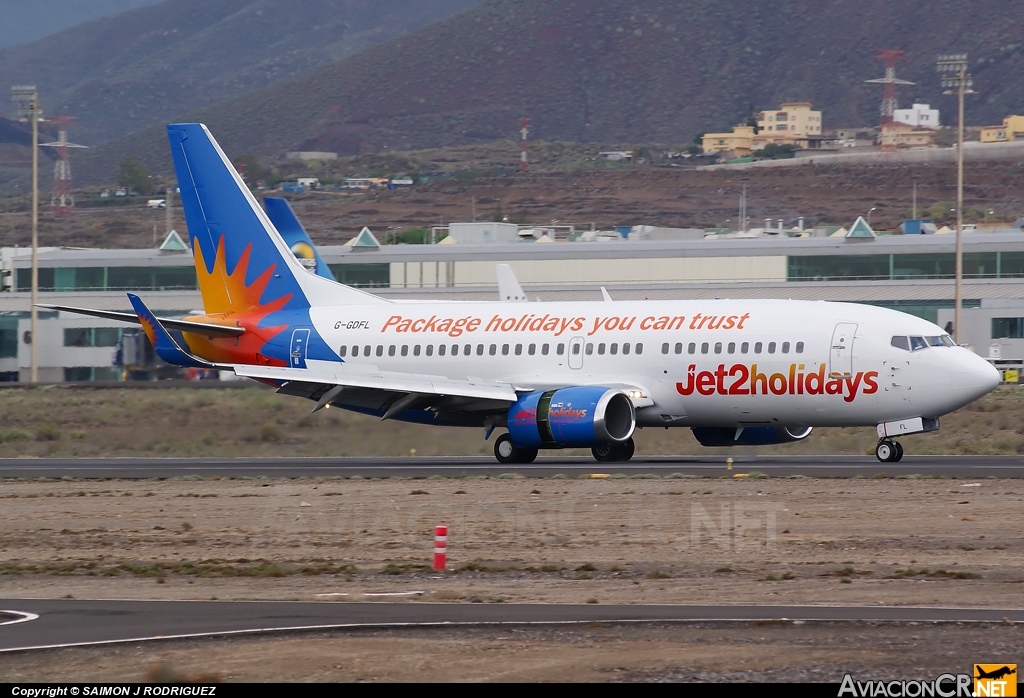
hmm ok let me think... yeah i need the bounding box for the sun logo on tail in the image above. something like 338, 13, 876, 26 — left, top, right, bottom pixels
184, 236, 293, 365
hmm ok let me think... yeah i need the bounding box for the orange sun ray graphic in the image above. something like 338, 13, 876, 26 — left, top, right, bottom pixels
182, 237, 293, 365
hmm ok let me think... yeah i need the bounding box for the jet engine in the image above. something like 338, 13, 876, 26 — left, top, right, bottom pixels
507, 386, 635, 448
691, 426, 813, 447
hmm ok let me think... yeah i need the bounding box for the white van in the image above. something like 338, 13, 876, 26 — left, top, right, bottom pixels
147, 199, 166, 209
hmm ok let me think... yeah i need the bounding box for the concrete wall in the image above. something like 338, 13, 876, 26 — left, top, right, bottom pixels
700, 140, 1024, 171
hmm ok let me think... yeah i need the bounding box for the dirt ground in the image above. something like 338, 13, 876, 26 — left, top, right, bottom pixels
1, 384, 1023, 458
0, 475, 1021, 681
2, 158, 1023, 249
3, 623, 1020, 683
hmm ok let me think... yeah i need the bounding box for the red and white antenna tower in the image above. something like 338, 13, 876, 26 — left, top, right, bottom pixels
40, 115, 87, 216
864, 49, 915, 127
519, 116, 528, 172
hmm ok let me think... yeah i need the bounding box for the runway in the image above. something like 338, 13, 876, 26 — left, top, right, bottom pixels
1, 455, 1023, 479
2, 599, 1022, 652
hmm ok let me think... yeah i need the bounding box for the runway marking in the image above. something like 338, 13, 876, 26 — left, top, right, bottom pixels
0, 604, 1021, 653
315, 591, 426, 597
0, 611, 39, 626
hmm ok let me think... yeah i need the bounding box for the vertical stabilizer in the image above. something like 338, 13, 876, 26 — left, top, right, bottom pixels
166, 123, 385, 314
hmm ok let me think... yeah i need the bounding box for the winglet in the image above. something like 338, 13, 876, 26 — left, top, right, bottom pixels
126, 293, 221, 369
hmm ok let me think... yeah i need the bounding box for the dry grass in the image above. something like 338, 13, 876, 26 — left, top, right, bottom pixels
0, 384, 1020, 459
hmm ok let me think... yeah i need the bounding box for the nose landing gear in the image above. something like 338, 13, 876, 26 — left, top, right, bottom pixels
875, 439, 904, 462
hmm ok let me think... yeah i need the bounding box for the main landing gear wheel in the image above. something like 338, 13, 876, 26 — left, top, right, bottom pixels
592, 437, 635, 463
493, 433, 538, 464
875, 439, 904, 463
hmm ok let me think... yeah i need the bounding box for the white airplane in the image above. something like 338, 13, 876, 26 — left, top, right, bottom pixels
45, 124, 1000, 464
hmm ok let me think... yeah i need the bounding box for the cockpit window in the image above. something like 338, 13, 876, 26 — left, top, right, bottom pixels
926, 336, 945, 347
890, 336, 910, 351
941, 334, 956, 347
909, 336, 928, 351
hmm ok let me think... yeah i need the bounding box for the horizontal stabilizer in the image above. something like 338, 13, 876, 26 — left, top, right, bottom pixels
35, 303, 244, 338
126, 294, 225, 370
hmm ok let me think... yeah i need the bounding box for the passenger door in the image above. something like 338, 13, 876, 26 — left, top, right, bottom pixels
289, 328, 310, 369
829, 323, 857, 378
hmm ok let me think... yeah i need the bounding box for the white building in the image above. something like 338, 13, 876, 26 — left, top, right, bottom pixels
893, 104, 940, 129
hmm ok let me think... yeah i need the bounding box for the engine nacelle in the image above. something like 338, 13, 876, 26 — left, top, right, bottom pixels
508, 386, 636, 449
691, 426, 813, 447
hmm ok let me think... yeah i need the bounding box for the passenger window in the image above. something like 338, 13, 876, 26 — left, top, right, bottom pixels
352, 345, 359, 357
727, 342, 735, 354
489, 344, 496, 356
339, 346, 347, 357
910, 336, 928, 351
795, 341, 804, 353
464, 344, 471, 355
401, 345, 408, 357
741, 342, 749, 353
622, 343, 630, 355
571, 343, 580, 355
754, 342, 762, 353
388, 345, 396, 357
610, 343, 618, 355
515, 344, 523, 355
376, 345, 384, 357
598, 343, 606, 355
556, 343, 565, 355
364, 345, 371, 356
688, 343, 696, 354
700, 342, 709, 354
528, 344, 536, 355
413, 345, 421, 356
714, 342, 722, 354
477, 344, 484, 356
768, 342, 776, 354
781, 342, 790, 354
890, 336, 910, 351
542, 344, 550, 355
662, 343, 669, 355
635, 343, 643, 355
426, 345, 433, 356
675, 343, 683, 354
585, 343, 593, 355
451, 344, 459, 356
438, 344, 446, 356
502, 344, 509, 355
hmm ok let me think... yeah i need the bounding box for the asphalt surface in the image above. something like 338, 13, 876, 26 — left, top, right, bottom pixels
1, 600, 1023, 652
1, 455, 1023, 479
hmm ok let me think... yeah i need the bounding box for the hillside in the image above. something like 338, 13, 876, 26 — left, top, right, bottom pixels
0, 0, 483, 147
0, 1, 160, 50
73, 0, 1024, 185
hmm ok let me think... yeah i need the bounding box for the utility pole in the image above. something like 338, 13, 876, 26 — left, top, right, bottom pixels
937, 54, 974, 344
11, 86, 42, 383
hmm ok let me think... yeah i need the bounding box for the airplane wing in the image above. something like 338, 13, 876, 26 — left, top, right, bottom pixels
35, 303, 244, 338
233, 364, 518, 421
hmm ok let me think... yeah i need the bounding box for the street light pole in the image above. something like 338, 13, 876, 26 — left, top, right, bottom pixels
11, 86, 41, 383
937, 54, 974, 344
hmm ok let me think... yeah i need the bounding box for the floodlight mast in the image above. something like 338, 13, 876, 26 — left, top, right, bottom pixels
10, 85, 42, 383
936, 54, 974, 344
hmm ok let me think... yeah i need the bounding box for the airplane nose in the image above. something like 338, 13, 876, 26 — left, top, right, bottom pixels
950, 353, 1001, 403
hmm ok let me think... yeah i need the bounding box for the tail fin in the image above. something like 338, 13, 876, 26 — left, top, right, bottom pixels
263, 197, 336, 282
166, 123, 384, 315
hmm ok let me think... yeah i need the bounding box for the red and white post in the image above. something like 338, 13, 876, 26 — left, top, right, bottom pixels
433, 525, 448, 571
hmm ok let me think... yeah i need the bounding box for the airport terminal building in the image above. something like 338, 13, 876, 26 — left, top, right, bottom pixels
2, 230, 1023, 382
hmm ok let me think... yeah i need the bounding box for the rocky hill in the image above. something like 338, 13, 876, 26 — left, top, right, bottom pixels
0, 0, 483, 147
70, 0, 1024, 184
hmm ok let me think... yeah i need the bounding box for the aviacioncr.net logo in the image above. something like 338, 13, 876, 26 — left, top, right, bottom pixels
839, 673, 973, 697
